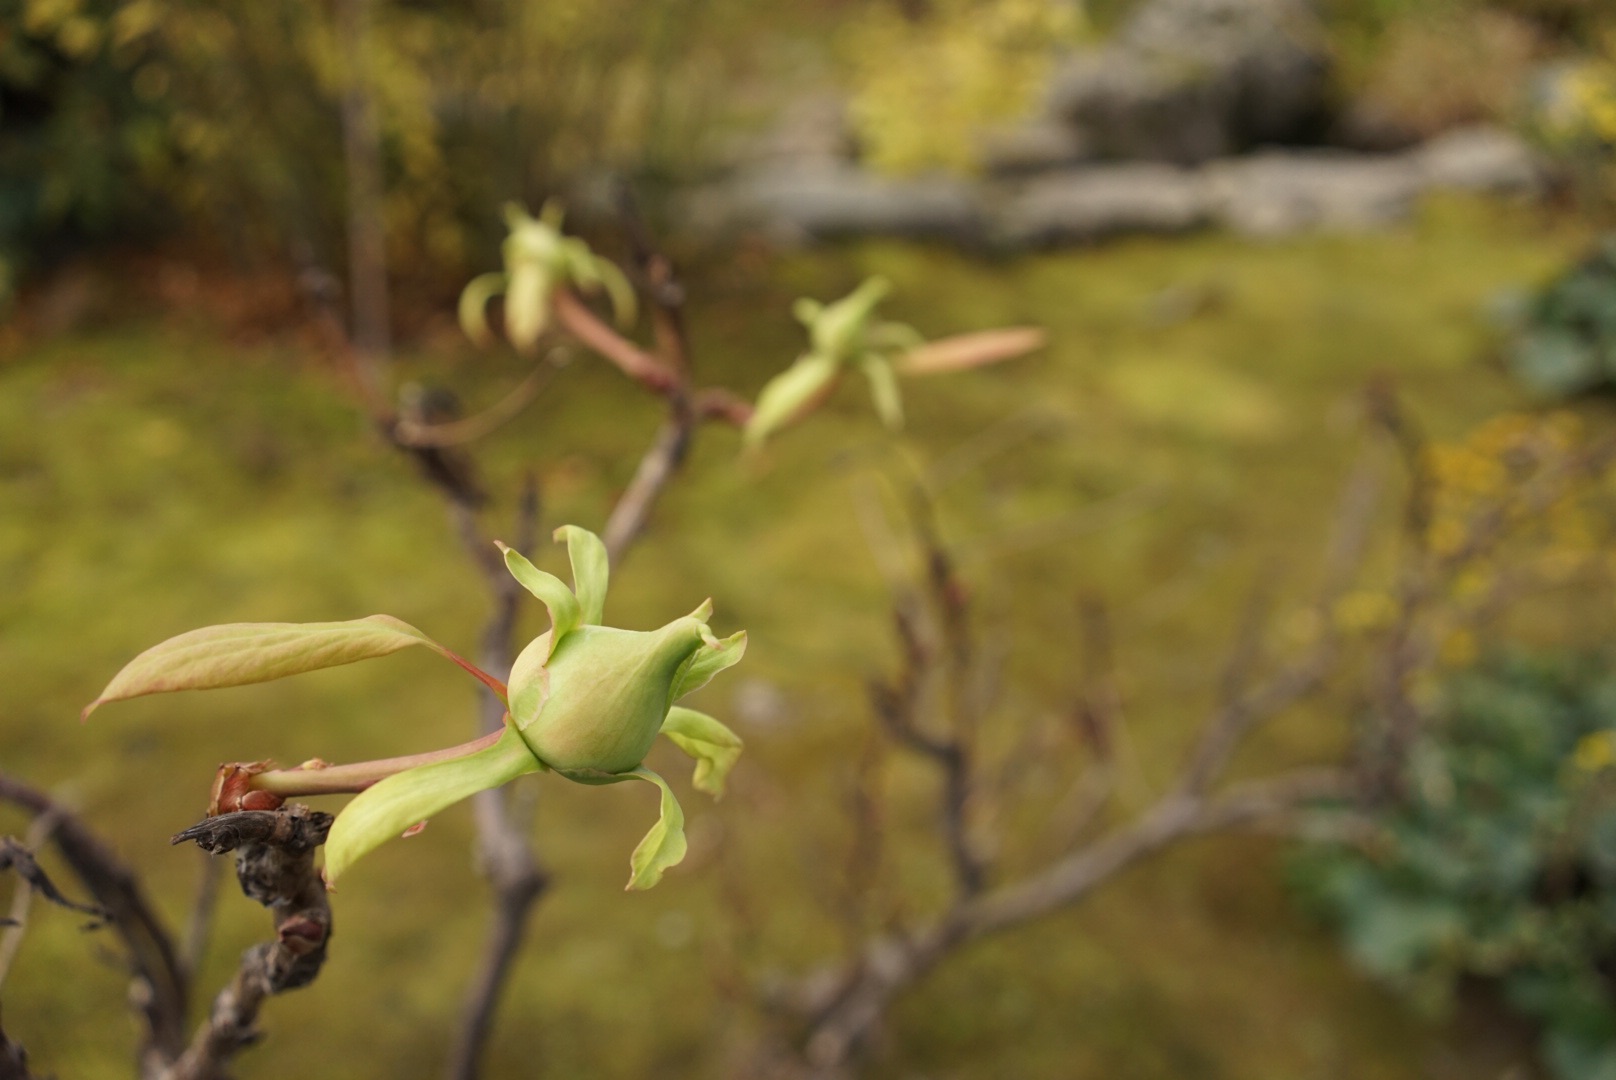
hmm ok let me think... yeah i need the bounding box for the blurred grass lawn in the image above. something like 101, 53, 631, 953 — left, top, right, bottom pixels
0, 196, 1598, 1078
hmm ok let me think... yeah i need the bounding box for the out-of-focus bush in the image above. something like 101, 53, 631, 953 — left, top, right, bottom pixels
1503, 237, 1616, 398
1297, 656, 1616, 1080
841, 0, 1084, 174
0, 0, 742, 288
1347, 8, 1542, 137
1534, 29, 1616, 218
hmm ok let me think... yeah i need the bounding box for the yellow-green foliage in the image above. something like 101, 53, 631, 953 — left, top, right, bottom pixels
1537, 29, 1616, 212
842, 0, 1083, 174
3, 0, 746, 275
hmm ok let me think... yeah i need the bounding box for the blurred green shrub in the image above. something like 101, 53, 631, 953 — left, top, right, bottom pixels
0, 0, 740, 288
1503, 237, 1616, 398
842, 0, 1084, 174
1297, 656, 1616, 1080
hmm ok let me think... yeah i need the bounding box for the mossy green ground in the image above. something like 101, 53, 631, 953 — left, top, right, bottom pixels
0, 198, 1598, 1078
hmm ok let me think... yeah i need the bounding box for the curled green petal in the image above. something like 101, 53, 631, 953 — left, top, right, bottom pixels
624, 767, 687, 891
554, 525, 609, 625
458, 272, 508, 348
661, 706, 743, 798
859, 354, 905, 430
671, 630, 746, 703
496, 542, 580, 655
744, 353, 841, 448
323, 727, 542, 883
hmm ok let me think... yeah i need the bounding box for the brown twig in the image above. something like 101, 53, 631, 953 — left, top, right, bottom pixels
445, 476, 550, 1080
0, 772, 188, 1078
168, 806, 333, 1080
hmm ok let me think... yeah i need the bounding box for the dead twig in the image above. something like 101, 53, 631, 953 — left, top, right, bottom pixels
0, 772, 188, 1079
168, 805, 333, 1080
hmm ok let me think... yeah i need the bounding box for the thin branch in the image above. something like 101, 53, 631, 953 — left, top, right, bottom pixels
168, 807, 333, 1080
0, 772, 188, 1077
445, 475, 548, 1080
0, 819, 105, 987
603, 414, 694, 566
392, 363, 558, 449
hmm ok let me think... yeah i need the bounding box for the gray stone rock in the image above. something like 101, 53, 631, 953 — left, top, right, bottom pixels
1047, 0, 1331, 165
1207, 151, 1423, 237
685, 163, 984, 244
997, 164, 1212, 246
977, 120, 1093, 177
1414, 125, 1543, 196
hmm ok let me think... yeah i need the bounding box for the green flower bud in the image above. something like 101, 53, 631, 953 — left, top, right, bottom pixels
507, 614, 709, 780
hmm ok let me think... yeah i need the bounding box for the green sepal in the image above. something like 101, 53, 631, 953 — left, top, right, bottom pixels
506, 630, 552, 729
670, 629, 746, 703
458, 271, 507, 348
554, 525, 609, 626
323, 727, 542, 883
624, 766, 687, 891
497, 542, 580, 657
660, 706, 743, 798
859, 353, 904, 429
744, 352, 841, 448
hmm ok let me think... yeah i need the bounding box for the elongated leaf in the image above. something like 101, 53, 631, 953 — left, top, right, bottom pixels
860, 354, 904, 430
458, 272, 507, 348
496, 542, 580, 657
323, 727, 542, 883
84, 615, 455, 720
661, 707, 743, 798
744, 353, 841, 448
670, 630, 746, 703
554, 525, 609, 625
894, 327, 1046, 376
625, 767, 686, 891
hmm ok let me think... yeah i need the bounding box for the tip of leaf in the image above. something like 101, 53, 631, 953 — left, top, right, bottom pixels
493, 540, 513, 554
688, 597, 714, 623
80, 700, 102, 723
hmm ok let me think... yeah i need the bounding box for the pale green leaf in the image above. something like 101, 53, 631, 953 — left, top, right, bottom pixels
553, 525, 609, 625
660, 706, 743, 797
323, 727, 542, 883
860, 354, 904, 429
670, 630, 746, 703
458, 272, 507, 348
84, 615, 458, 720
743, 353, 841, 448
496, 543, 580, 657
624, 767, 686, 891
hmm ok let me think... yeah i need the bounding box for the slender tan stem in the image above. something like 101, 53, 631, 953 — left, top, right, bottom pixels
252, 728, 507, 798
